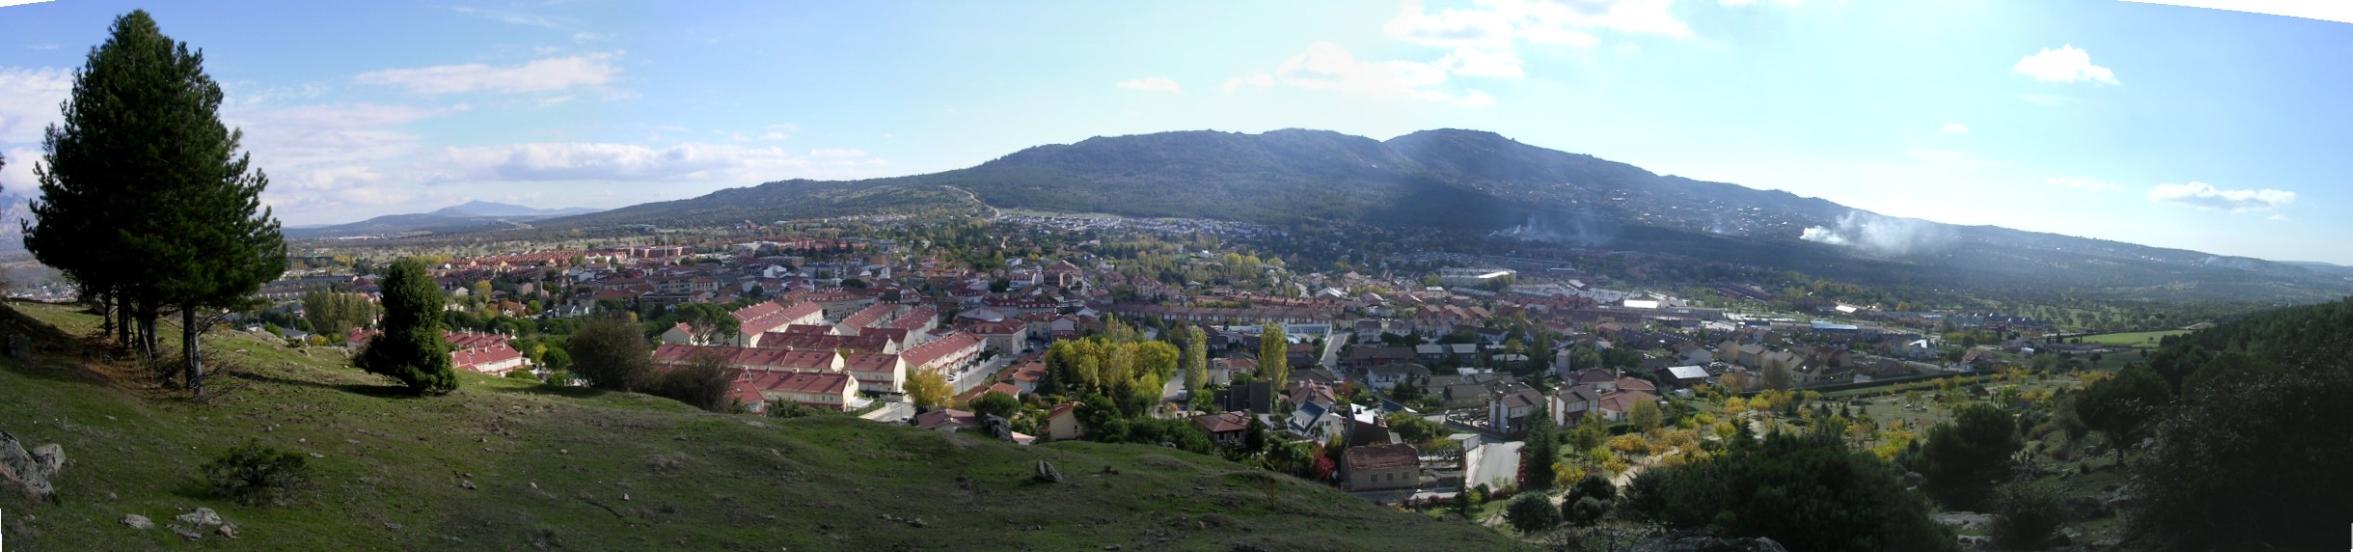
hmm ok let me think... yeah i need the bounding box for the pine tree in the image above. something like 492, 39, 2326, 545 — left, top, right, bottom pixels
25, 11, 285, 394
356, 259, 456, 394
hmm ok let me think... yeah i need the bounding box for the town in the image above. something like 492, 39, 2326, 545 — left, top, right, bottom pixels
224, 213, 2164, 545
3, 3, 2346, 551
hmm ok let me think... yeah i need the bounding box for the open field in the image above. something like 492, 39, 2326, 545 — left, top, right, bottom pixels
2077, 330, 2188, 348
0, 301, 1518, 551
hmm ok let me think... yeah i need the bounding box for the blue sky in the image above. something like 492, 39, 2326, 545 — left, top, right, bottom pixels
1, 1, 2348, 264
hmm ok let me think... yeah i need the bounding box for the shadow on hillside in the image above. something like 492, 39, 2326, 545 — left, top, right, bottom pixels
487, 383, 617, 400
223, 368, 426, 399
0, 302, 132, 387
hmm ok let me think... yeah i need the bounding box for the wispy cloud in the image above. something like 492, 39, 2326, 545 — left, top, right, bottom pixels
2014, 44, 2119, 85
1115, 76, 1185, 94
439, 142, 890, 183
1940, 123, 1969, 134
0, 67, 71, 144
2147, 181, 2294, 212
356, 52, 621, 95
1225, 42, 1493, 107
453, 6, 569, 30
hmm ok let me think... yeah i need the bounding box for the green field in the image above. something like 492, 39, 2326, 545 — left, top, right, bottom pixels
2078, 330, 2189, 348
0, 302, 1519, 551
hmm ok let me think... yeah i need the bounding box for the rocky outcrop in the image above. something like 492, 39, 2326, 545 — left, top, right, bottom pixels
0, 431, 65, 500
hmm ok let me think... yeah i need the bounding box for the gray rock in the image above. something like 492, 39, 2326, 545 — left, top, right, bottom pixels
170, 523, 205, 540
1034, 460, 1064, 483
218, 523, 239, 539
122, 514, 155, 530
176, 507, 223, 527
1957, 535, 1990, 549
0, 431, 65, 500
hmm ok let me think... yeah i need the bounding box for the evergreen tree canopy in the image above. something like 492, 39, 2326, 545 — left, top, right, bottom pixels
356, 259, 456, 394
25, 10, 285, 394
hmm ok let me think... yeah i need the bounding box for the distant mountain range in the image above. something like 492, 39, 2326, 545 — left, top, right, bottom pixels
522, 128, 2352, 303
285, 201, 601, 239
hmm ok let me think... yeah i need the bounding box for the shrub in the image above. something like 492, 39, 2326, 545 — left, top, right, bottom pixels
505, 369, 537, 380
1565, 496, 1608, 527
203, 441, 310, 506
1625, 433, 1953, 552
649, 352, 738, 412
567, 316, 653, 391
1504, 492, 1561, 534
1989, 483, 2064, 550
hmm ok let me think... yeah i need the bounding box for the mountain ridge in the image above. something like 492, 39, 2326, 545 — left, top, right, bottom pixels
513, 128, 2353, 302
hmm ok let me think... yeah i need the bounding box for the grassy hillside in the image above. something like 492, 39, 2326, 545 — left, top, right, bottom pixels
0, 301, 1519, 551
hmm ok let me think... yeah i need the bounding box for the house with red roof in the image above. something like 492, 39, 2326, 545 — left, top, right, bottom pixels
1191, 411, 1253, 448
652, 344, 842, 374
900, 331, 984, 377
841, 352, 907, 394
734, 371, 857, 412
731, 300, 825, 347
1045, 402, 1085, 441
835, 302, 898, 336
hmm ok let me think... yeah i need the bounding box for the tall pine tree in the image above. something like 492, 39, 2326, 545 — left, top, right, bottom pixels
356, 259, 457, 394
26, 11, 285, 395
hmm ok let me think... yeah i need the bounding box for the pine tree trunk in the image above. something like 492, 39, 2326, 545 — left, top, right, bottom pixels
98, 290, 114, 341
113, 292, 131, 349
182, 306, 202, 396
138, 302, 159, 360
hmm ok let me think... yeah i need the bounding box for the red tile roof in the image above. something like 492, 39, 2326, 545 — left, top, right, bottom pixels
1344, 443, 1421, 471
901, 331, 983, 368
1192, 411, 1252, 434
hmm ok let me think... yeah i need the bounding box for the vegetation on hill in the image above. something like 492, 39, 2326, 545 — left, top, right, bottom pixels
2125, 297, 2353, 550
0, 302, 1516, 551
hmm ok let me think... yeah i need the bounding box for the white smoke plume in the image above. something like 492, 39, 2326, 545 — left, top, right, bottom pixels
1798, 211, 1953, 257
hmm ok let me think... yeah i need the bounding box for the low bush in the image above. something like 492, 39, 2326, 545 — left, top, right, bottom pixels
202, 441, 311, 506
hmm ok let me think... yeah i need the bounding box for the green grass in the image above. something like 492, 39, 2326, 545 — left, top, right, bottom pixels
2076, 330, 2188, 348
0, 302, 1520, 551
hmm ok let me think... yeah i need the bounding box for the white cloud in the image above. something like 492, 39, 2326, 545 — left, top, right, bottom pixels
2, 146, 41, 193
2147, 181, 2294, 212
356, 52, 621, 94
25, 44, 59, 51
226, 103, 467, 215
1115, 76, 1185, 94
1232, 42, 1494, 107
0, 67, 71, 144
2047, 177, 2123, 192
2013, 44, 2119, 85
439, 142, 890, 183
1438, 47, 1527, 78
808, 148, 866, 158
1379, 0, 1695, 81
1940, 123, 1969, 134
